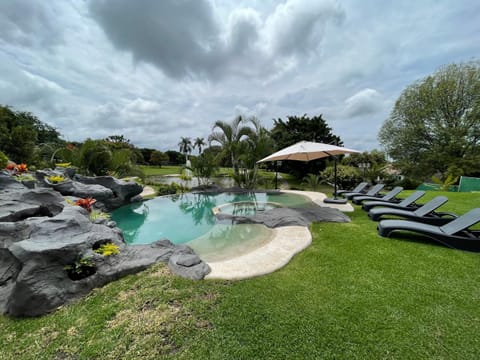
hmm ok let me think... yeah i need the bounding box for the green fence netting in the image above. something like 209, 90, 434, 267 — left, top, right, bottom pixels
458, 176, 480, 192
417, 176, 480, 192
416, 183, 459, 192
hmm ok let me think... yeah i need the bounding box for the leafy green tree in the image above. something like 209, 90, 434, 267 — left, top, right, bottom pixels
319, 165, 362, 190
0, 105, 63, 165
149, 150, 169, 166
379, 60, 480, 180
270, 114, 341, 177
165, 150, 185, 165
188, 152, 219, 186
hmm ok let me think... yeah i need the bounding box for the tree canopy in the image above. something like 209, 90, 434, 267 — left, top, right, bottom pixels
0, 105, 63, 164
270, 114, 341, 177
379, 61, 480, 179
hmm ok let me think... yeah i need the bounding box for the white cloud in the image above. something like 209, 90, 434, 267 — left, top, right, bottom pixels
344, 88, 383, 117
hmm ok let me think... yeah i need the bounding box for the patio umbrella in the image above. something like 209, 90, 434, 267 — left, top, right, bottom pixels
257, 141, 360, 203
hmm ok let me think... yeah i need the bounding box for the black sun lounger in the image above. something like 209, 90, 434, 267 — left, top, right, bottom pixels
352, 186, 403, 205
344, 184, 385, 200
377, 208, 480, 252
337, 182, 368, 196
362, 190, 426, 212
368, 196, 455, 225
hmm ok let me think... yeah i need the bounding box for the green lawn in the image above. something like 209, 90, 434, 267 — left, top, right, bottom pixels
1, 191, 479, 359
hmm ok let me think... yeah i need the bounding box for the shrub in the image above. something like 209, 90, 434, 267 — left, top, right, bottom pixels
319, 165, 363, 190
0, 151, 8, 169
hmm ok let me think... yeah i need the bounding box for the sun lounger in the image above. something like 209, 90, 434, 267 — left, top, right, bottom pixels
337, 182, 368, 196
368, 196, 455, 225
352, 186, 403, 205
377, 208, 480, 252
344, 183, 385, 200
362, 190, 426, 211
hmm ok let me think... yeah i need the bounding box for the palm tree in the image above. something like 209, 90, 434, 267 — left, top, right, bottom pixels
193, 137, 205, 154
178, 137, 193, 162
208, 116, 255, 181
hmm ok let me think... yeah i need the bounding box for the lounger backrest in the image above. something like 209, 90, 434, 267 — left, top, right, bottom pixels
398, 191, 425, 207
383, 186, 403, 200
440, 208, 480, 235
352, 182, 368, 193
365, 184, 385, 196
413, 196, 448, 216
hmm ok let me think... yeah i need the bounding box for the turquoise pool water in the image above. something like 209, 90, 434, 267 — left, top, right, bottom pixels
111, 192, 312, 247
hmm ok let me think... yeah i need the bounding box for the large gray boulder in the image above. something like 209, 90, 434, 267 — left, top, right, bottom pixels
74, 175, 142, 201
0, 174, 210, 317
216, 204, 351, 228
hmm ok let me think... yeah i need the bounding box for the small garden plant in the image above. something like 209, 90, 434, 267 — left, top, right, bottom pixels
94, 242, 120, 256
64, 256, 96, 281
47, 175, 66, 184
75, 197, 96, 212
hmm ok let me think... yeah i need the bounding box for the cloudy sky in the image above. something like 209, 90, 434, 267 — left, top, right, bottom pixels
1, 0, 479, 152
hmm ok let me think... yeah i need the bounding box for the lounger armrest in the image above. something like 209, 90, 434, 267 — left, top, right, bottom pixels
435, 211, 458, 218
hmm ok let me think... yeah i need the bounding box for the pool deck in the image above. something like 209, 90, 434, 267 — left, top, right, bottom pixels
205, 190, 353, 280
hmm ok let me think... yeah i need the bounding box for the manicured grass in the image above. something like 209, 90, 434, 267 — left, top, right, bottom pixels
139, 165, 182, 176
1, 191, 479, 359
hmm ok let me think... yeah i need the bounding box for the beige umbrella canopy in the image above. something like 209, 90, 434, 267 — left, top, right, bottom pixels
258, 141, 360, 203
257, 141, 359, 163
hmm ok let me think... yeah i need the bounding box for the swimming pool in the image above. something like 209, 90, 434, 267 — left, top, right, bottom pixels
111, 191, 312, 260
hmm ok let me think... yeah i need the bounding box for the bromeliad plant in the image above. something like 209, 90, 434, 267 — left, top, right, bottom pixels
16, 163, 28, 173
94, 242, 120, 256
75, 197, 96, 212
47, 175, 66, 184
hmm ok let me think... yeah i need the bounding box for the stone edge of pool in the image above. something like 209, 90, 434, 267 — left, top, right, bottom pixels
205, 190, 353, 280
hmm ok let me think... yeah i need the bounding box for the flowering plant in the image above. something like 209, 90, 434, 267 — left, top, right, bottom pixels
75, 197, 96, 212
5, 163, 16, 171
16, 163, 28, 173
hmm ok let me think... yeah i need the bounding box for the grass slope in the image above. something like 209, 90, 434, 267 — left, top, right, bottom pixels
1, 191, 479, 359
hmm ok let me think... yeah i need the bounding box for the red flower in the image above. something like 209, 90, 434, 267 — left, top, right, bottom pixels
5, 163, 16, 171
75, 198, 97, 212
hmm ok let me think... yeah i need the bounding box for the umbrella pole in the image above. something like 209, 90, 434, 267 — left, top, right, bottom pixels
324, 154, 347, 204
275, 161, 278, 190
333, 156, 338, 199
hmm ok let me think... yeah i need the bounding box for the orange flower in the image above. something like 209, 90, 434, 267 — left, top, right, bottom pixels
75, 198, 97, 212
16, 163, 28, 173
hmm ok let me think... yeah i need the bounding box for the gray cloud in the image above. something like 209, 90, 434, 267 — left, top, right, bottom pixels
89, 0, 344, 80
0, 0, 63, 48
0, 0, 478, 153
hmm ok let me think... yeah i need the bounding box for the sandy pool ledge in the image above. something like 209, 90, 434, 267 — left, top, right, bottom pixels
204, 190, 353, 280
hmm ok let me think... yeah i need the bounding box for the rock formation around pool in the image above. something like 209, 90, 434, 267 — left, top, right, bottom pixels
0, 173, 210, 317
216, 203, 351, 227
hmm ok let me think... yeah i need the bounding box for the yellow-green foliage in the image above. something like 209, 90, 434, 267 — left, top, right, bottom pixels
56, 162, 72, 167
94, 242, 120, 256
47, 175, 65, 184
89, 210, 110, 221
